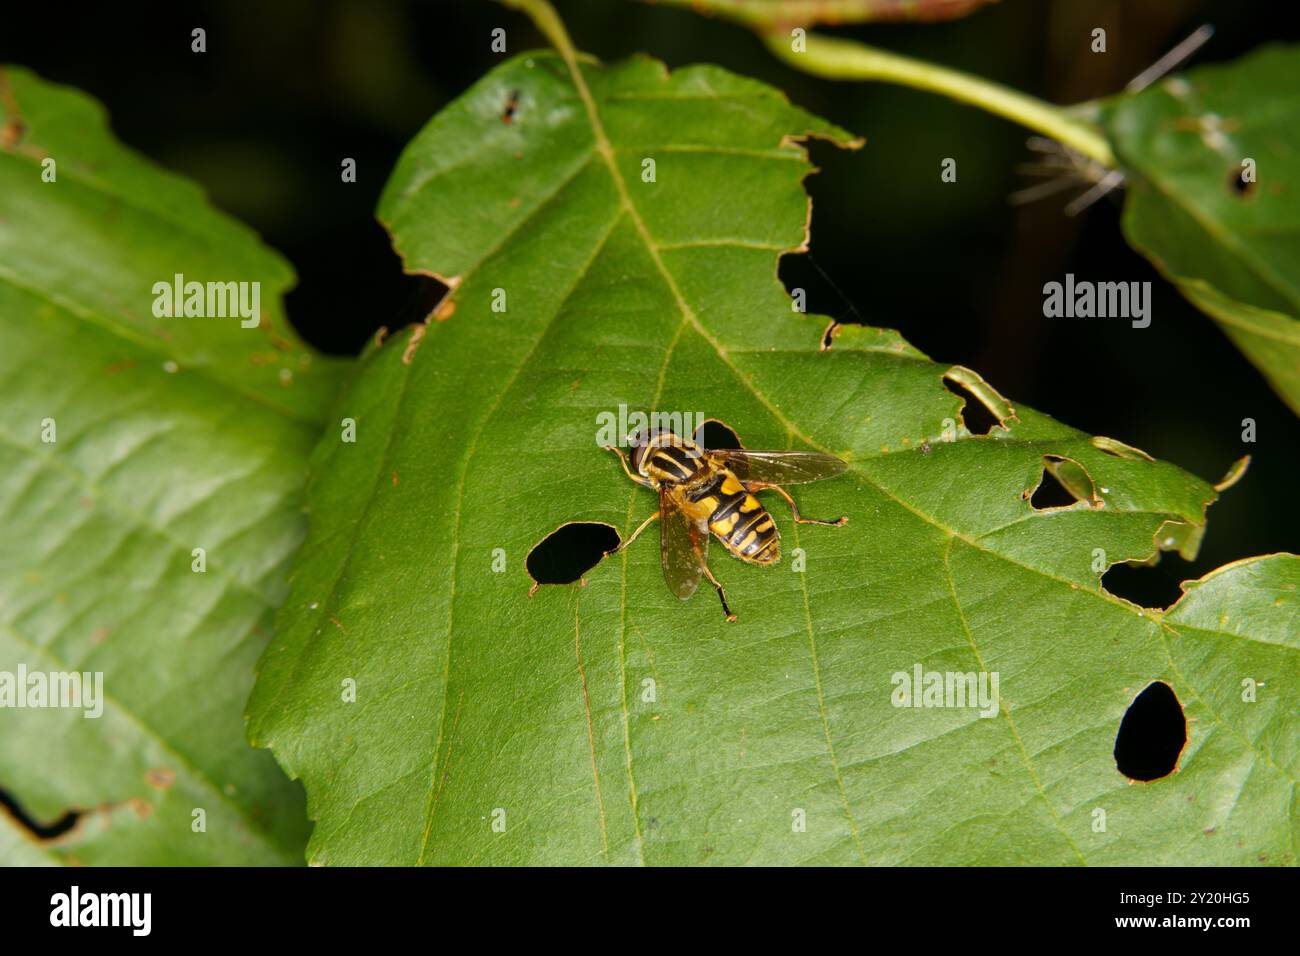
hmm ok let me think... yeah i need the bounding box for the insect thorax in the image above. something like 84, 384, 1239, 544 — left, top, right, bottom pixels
642, 440, 705, 485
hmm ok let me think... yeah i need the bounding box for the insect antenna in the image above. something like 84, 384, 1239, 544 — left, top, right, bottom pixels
1125, 24, 1215, 94
798, 250, 870, 349
1011, 24, 1215, 216
805, 251, 867, 326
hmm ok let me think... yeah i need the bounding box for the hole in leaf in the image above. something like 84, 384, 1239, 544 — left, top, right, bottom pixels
942, 367, 1015, 435
526, 522, 620, 586
0, 787, 79, 840
1227, 167, 1255, 197
285, 220, 447, 356
820, 320, 838, 351
1100, 561, 1186, 610
942, 377, 999, 435
1027, 456, 1088, 512
778, 253, 866, 326
1029, 468, 1077, 509
400, 275, 452, 327
1114, 681, 1186, 781
699, 418, 742, 450
1027, 455, 1096, 510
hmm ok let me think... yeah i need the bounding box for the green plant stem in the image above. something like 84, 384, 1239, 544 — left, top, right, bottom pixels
764, 30, 1115, 166
502, 0, 579, 64
644, 0, 995, 29
504, 0, 1114, 167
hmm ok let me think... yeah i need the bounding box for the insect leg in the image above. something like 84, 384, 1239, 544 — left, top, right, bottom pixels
698, 558, 737, 623
607, 510, 659, 555
756, 483, 848, 526
603, 445, 654, 488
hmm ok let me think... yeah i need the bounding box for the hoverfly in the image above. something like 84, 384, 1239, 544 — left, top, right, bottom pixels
605, 429, 849, 621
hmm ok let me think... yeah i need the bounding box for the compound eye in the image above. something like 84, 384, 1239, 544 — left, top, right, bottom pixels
629, 442, 648, 474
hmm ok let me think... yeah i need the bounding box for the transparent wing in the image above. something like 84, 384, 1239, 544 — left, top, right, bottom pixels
660, 488, 707, 600
708, 448, 848, 485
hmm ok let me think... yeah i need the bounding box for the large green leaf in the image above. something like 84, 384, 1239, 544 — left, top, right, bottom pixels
1104, 44, 1300, 415
0, 67, 341, 864
248, 50, 1298, 865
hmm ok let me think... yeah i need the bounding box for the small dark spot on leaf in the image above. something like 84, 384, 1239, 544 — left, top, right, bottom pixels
1114, 681, 1186, 782
145, 768, 176, 791
1, 118, 26, 149
1227, 167, 1255, 197
527, 522, 620, 586
502, 90, 520, 124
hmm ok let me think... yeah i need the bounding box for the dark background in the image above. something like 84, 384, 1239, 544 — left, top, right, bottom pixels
3, 0, 1296, 606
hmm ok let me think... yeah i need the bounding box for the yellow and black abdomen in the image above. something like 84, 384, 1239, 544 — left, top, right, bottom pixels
690, 472, 780, 565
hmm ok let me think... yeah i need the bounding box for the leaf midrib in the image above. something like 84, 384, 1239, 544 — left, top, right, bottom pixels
560, 40, 1110, 864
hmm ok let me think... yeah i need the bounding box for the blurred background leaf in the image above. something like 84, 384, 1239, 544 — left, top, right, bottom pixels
1103, 44, 1300, 416
0, 66, 341, 864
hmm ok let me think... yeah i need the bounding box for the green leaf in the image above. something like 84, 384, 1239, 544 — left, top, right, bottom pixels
249, 50, 1298, 865
0, 66, 341, 864
1104, 44, 1300, 415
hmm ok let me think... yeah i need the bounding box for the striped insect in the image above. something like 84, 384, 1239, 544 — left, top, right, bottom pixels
605, 429, 848, 621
